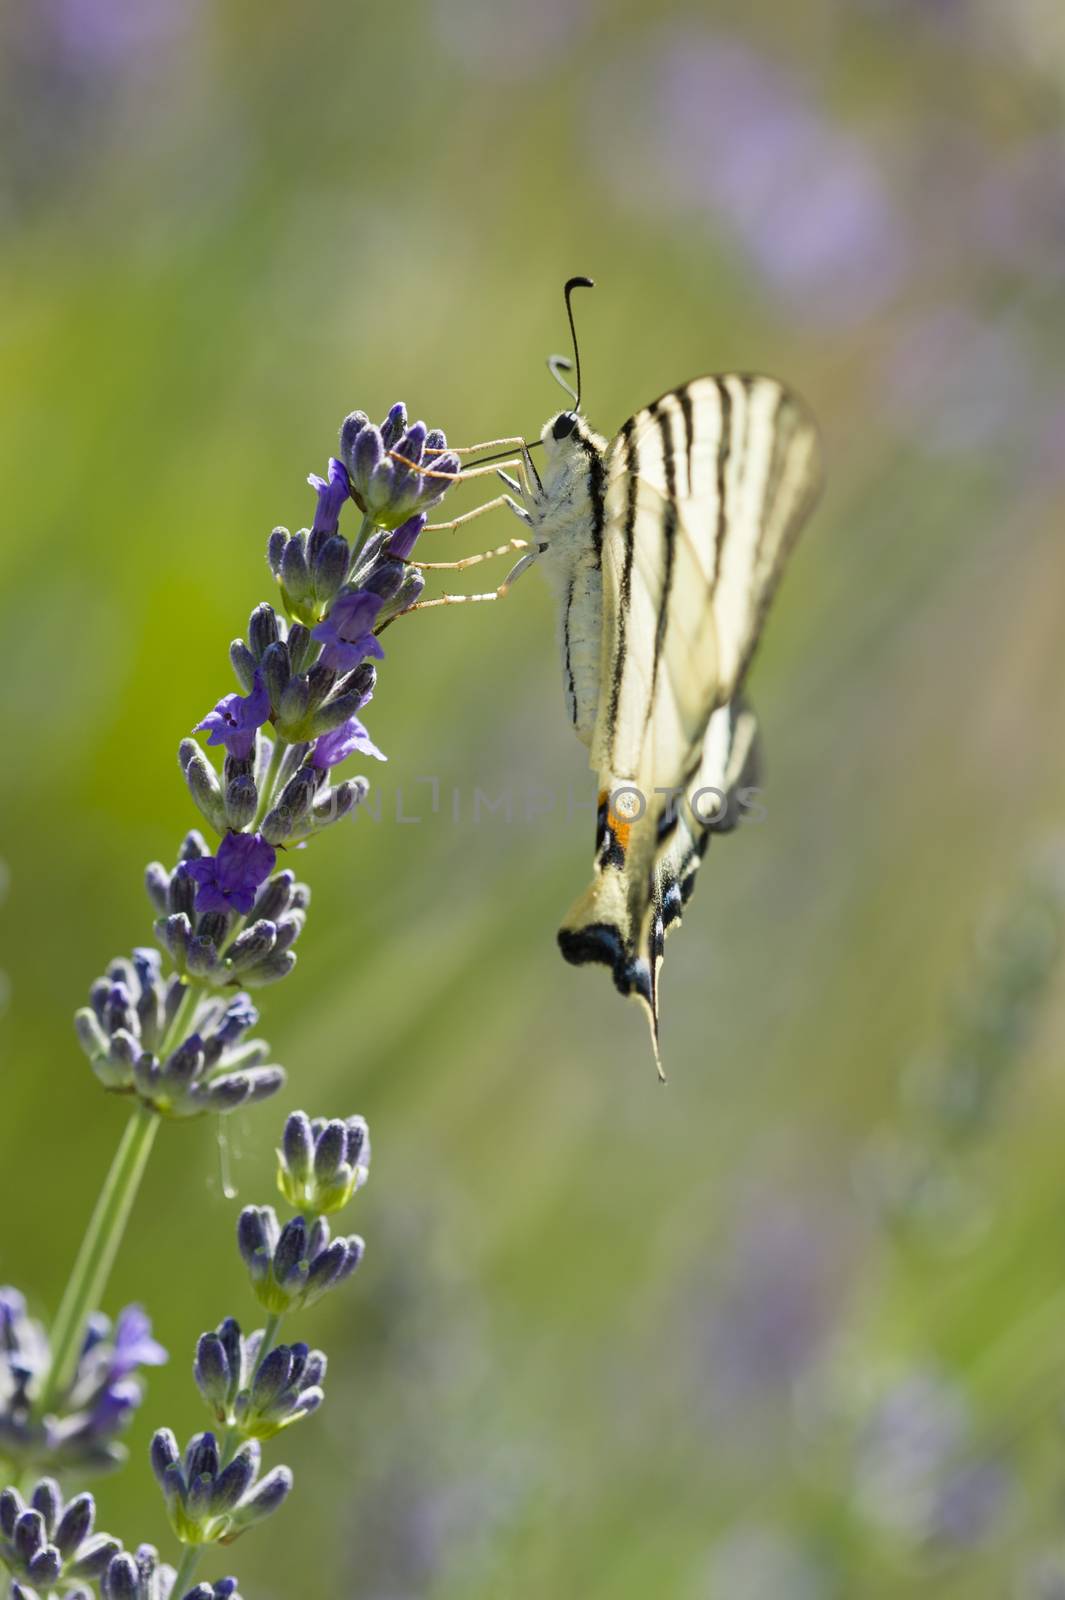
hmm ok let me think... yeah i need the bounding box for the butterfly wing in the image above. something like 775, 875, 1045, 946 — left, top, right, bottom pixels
557, 375, 822, 1070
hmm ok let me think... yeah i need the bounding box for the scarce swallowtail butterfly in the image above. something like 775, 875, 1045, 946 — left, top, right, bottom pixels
411, 279, 822, 1077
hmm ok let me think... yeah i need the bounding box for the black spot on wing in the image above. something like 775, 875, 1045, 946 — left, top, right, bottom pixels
558, 922, 650, 1001
661, 877, 684, 927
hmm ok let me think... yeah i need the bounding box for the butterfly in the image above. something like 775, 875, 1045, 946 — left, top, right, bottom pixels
413, 279, 822, 1075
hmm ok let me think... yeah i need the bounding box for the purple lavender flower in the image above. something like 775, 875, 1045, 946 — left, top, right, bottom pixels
387, 512, 428, 561
186, 833, 277, 917
588, 28, 908, 325
0, 1292, 168, 1473
193, 674, 270, 761
107, 1307, 167, 1381
308, 457, 350, 536
339, 405, 460, 530
311, 712, 385, 769
311, 590, 386, 673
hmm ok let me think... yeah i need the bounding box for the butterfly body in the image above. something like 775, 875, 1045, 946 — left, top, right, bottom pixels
524, 412, 610, 744
508, 375, 821, 1073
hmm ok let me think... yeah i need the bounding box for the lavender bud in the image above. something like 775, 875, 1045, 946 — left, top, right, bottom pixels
361, 557, 406, 602
53, 1494, 92, 1559
276, 675, 310, 735
238, 1207, 276, 1284
194, 1332, 231, 1421
145, 861, 171, 914
241, 951, 298, 988
380, 402, 407, 448
155, 914, 191, 972
247, 603, 280, 661
387, 511, 427, 559
223, 775, 258, 832
338, 409, 368, 467
226, 1466, 293, 1534
261, 766, 318, 845
180, 741, 226, 833
281, 1112, 313, 1185
168, 863, 197, 917
266, 526, 288, 576
259, 640, 291, 710
29, 1479, 59, 1533
352, 424, 383, 486
225, 920, 278, 972
310, 778, 368, 829
229, 638, 258, 692
75, 1008, 109, 1061
209, 1446, 257, 1516
312, 535, 350, 605
286, 622, 315, 675
280, 532, 311, 605
251, 870, 295, 921
69, 1534, 121, 1581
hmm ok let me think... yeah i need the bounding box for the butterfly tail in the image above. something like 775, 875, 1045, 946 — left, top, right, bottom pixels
558, 698, 761, 1077
556, 781, 665, 1077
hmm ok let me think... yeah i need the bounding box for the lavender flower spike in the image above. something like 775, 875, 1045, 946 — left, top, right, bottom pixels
194, 674, 270, 762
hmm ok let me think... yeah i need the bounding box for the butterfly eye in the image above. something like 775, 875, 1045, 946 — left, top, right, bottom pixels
552, 412, 578, 442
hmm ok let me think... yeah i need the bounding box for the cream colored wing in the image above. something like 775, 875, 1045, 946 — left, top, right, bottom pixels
557, 375, 822, 1072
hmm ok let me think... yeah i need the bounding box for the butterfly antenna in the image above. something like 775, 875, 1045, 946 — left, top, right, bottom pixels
548, 275, 595, 410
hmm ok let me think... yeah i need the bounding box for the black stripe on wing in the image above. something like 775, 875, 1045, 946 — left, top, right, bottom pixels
604, 416, 639, 748
645, 398, 679, 739
711, 376, 732, 585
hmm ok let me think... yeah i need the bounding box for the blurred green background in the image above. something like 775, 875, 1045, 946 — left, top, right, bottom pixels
3, 1, 1065, 1595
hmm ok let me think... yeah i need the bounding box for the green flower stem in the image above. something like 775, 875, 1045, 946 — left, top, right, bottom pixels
252, 738, 288, 833
173, 1545, 202, 1593
37, 1102, 160, 1414
159, 980, 204, 1061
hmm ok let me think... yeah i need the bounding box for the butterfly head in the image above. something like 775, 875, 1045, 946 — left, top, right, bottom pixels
541, 408, 582, 455
537, 409, 605, 492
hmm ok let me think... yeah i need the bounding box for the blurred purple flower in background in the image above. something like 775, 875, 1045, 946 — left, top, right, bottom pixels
852, 1368, 1007, 1547
50, 0, 199, 71
692, 1189, 853, 1415
588, 29, 909, 326
429, 0, 599, 80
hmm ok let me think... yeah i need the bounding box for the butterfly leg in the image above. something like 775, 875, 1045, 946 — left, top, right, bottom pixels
414, 537, 531, 572
422, 495, 532, 534
397, 545, 542, 612
391, 441, 540, 501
